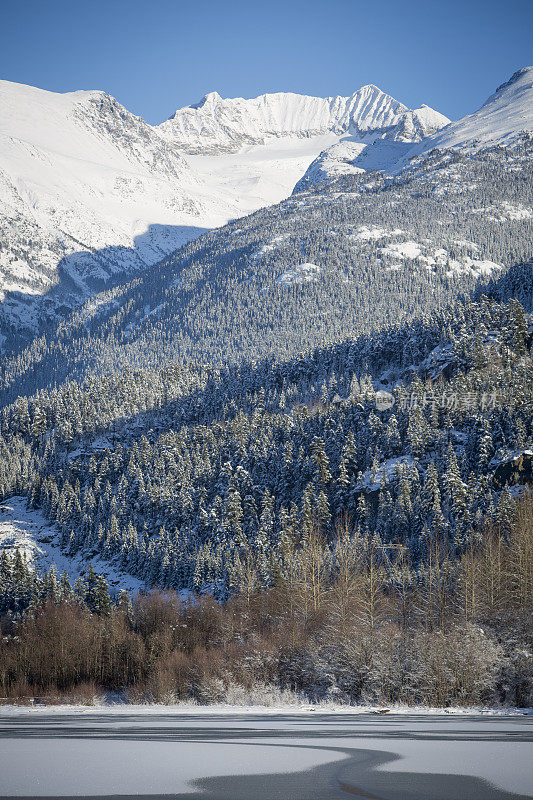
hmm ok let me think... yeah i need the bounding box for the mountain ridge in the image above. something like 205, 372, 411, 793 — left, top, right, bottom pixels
414, 65, 533, 154
158, 84, 449, 154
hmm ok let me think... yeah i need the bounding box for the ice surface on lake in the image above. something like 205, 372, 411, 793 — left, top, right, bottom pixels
0, 711, 531, 797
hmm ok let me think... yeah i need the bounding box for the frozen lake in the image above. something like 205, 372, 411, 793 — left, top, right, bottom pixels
0, 710, 532, 799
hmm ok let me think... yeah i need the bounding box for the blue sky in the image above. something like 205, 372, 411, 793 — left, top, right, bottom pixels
1, 0, 531, 123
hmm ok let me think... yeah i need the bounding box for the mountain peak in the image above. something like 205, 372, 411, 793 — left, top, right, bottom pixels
493, 66, 533, 97
355, 83, 384, 94
189, 90, 221, 110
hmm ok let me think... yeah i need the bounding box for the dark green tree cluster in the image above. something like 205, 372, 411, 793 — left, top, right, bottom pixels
0, 552, 112, 617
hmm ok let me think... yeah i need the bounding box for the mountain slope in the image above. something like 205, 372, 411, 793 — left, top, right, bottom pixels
0, 268, 531, 599
0, 71, 532, 611
0, 85, 333, 341
298, 68, 533, 187
0, 80, 227, 337
415, 66, 533, 155
2, 135, 531, 403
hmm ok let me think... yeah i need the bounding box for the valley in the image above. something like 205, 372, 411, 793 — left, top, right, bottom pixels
0, 64, 532, 718
1, 4, 532, 799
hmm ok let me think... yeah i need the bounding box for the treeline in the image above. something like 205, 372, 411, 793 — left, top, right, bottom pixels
1, 493, 531, 708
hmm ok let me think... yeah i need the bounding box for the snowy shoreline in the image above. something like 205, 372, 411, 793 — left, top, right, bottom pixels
0, 702, 531, 716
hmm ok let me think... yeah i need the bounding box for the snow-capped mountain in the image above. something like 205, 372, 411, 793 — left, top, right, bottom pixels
158, 85, 448, 153
1, 69, 530, 344
0, 80, 449, 343
297, 68, 533, 188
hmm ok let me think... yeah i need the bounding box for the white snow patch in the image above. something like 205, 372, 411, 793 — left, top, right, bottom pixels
446, 257, 502, 277
500, 201, 533, 220
381, 241, 422, 259
0, 702, 530, 715
0, 496, 143, 595
276, 263, 322, 286
356, 456, 415, 494
353, 225, 404, 241
252, 233, 289, 260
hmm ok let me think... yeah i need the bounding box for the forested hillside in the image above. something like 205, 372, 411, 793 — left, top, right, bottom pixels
1, 137, 531, 400
1, 264, 531, 601
1, 490, 531, 708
